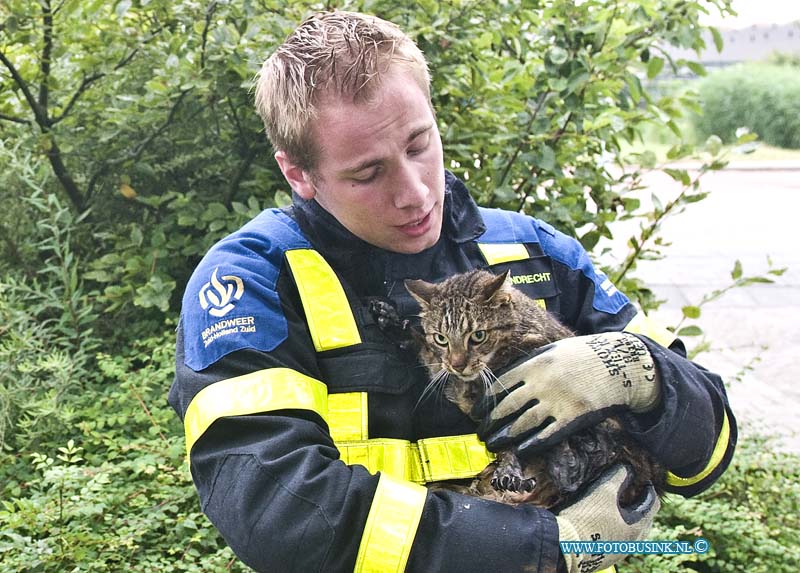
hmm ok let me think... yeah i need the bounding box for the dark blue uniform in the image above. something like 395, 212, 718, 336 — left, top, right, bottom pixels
169, 172, 736, 572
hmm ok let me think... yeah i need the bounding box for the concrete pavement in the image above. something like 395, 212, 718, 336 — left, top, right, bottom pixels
599, 166, 800, 453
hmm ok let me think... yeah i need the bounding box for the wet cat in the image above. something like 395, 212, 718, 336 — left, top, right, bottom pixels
403, 269, 664, 509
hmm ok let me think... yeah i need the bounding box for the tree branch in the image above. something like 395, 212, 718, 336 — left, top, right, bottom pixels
224, 143, 260, 207
495, 90, 550, 193
51, 45, 143, 126
200, 1, 218, 70
51, 72, 104, 125
0, 50, 48, 126
46, 137, 85, 212
39, 0, 54, 115
0, 113, 30, 125
85, 89, 194, 203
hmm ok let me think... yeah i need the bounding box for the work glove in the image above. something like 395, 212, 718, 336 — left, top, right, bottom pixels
476, 332, 660, 456
555, 464, 660, 573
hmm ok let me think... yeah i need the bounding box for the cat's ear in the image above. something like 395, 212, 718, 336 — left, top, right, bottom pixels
483, 270, 512, 306
404, 279, 436, 309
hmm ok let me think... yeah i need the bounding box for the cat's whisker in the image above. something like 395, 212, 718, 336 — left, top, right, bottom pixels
478, 367, 502, 412
413, 369, 450, 412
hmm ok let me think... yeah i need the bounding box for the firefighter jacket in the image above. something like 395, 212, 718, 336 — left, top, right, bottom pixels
169, 171, 736, 573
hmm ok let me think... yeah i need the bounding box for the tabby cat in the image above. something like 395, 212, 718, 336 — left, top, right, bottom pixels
404, 269, 664, 509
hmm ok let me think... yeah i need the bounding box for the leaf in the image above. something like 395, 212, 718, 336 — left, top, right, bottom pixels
731, 260, 743, 280
566, 70, 590, 94
119, 183, 137, 199
710, 27, 724, 53
639, 150, 657, 169
705, 135, 723, 157
623, 197, 641, 212
580, 230, 600, 251
677, 325, 703, 337
651, 193, 663, 213
626, 74, 643, 103
537, 145, 556, 172
682, 305, 701, 319
686, 61, 707, 77
274, 190, 292, 207
548, 46, 569, 66
664, 168, 691, 186
475, 31, 493, 49
647, 57, 665, 79
115, 0, 132, 18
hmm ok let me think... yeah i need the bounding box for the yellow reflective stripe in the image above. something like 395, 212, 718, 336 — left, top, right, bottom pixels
417, 434, 496, 482
328, 392, 369, 442
535, 298, 546, 309
183, 368, 327, 458
598, 567, 617, 573
334, 434, 494, 485
625, 312, 677, 348
666, 410, 731, 488
285, 249, 361, 352
337, 439, 425, 484
354, 474, 427, 573
477, 242, 530, 265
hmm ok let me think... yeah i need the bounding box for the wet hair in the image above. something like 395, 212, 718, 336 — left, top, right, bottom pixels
254, 11, 431, 172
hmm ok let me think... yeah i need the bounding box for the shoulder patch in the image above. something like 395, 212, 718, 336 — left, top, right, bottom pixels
181, 209, 311, 371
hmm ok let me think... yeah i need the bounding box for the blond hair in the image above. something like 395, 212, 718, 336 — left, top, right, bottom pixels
254, 11, 431, 171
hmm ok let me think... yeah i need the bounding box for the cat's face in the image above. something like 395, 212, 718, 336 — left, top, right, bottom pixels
419, 308, 505, 380
406, 270, 515, 381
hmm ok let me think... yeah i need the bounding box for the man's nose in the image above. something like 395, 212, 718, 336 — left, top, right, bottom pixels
392, 162, 428, 209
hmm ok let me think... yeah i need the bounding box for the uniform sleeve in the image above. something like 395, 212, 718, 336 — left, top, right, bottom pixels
170, 265, 563, 572
537, 220, 737, 497
622, 334, 737, 497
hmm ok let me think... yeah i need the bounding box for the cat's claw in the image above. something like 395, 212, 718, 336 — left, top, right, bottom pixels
491, 471, 536, 493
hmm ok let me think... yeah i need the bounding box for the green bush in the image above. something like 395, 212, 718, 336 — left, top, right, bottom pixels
693, 64, 800, 149
0, 331, 251, 572
626, 434, 800, 573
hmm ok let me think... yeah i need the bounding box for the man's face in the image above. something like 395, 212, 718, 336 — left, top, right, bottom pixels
278, 68, 445, 254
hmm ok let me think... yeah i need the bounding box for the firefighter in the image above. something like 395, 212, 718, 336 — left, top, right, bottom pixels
169, 11, 736, 573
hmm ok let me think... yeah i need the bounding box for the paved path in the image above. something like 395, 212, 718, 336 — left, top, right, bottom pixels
600, 166, 800, 453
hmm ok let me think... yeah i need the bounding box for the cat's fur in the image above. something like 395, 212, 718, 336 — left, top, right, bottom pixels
403, 269, 664, 509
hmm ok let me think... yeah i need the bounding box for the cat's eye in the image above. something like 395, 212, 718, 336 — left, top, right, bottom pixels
470, 330, 487, 344
433, 333, 449, 346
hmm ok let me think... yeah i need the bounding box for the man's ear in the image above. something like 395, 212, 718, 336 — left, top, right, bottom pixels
275, 150, 316, 200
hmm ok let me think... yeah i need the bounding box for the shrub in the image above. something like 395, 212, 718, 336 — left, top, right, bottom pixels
626, 433, 800, 572
0, 331, 251, 572
693, 64, 800, 149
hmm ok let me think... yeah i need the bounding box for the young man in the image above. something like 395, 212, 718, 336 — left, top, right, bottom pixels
169, 11, 736, 573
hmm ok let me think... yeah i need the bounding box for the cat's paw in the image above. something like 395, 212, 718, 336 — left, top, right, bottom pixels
491, 468, 536, 493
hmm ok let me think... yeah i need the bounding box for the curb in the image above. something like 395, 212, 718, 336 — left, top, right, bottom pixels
667, 161, 800, 172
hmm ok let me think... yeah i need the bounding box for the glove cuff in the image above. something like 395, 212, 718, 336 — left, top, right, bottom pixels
554, 516, 581, 572
621, 333, 661, 413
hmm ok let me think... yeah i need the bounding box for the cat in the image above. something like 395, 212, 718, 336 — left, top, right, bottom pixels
403, 269, 664, 509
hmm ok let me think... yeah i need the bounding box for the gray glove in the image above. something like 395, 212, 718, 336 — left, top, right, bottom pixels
556, 464, 660, 573
478, 332, 660, 455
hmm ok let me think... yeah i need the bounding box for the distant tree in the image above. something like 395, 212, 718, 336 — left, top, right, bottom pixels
1, 0, 734, 314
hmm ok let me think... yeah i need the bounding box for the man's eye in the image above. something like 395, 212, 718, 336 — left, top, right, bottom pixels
408, 133, 430, 156
352, 171, 379, 184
